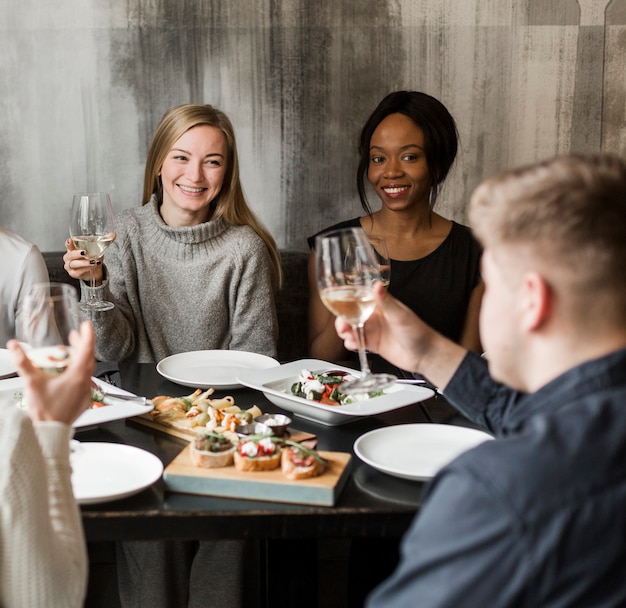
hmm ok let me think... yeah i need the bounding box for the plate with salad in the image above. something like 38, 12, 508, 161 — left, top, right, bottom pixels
237, 359, 435, 426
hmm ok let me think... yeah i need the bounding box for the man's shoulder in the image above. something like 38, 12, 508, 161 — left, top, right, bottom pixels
443, 398, 626, 519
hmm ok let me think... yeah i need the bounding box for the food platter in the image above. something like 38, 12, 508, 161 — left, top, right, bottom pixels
0, 376, 154, 430
236, 359, 435, 426
71, 442, 163, 504
354, 423, 493, 481
157, 350, 280, 390
0, 348, 17, 379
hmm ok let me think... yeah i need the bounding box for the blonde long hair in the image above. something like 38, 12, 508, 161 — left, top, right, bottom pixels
143, 104, 282, 286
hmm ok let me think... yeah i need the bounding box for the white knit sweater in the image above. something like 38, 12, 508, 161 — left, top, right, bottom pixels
0, 403, 87, 607
84, 197, 279, 364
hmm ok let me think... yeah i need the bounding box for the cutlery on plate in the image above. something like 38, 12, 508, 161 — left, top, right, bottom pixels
92, 388, 150, 407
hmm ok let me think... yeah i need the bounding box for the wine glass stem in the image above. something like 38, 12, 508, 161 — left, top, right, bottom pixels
88, 265, 96, 304
354, 323, 372, 377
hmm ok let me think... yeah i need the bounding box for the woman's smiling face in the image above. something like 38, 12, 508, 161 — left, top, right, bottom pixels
159, 124, 228, 226
367, 112, 431, 211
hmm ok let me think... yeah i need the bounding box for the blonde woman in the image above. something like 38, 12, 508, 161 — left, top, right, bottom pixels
65, 103, 281, 364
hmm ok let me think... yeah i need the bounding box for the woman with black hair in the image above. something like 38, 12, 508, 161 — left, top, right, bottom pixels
308, 91, 484, 374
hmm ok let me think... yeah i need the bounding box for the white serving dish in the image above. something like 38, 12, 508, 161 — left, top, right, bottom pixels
237, 359, 435, 426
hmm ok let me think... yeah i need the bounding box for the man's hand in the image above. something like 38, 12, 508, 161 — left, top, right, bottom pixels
335, 283, 466, 389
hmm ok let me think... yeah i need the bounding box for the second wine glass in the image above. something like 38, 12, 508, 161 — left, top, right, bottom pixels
16, 282, 80, 375
316, 227, 396, 395
69, 192, 115, 312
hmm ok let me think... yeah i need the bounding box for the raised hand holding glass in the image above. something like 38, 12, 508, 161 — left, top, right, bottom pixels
69, 192, 115, 312
16, 282, 80, 374
316, 227, 396, 394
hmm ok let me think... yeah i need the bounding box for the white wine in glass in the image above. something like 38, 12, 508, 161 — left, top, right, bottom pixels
316, 227, 396, 394
16, 282, 80, 375
69, 192, 115, 312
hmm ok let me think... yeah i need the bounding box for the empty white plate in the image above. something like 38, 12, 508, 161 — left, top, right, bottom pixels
157, 350, 280, 390
354, 423, 493, 481
71, 442, 163, 504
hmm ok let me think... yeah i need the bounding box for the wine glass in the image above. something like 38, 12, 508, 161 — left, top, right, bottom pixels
315, 227, 396, 394
368, 235, 391, 287
16, 282, 80, 375
69, 192, 115, 312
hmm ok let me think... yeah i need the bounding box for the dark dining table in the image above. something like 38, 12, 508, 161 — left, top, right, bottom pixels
78, 361, 472, 606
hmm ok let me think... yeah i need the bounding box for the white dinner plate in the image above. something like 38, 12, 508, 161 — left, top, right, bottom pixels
0, 348, 17, 379
236, 359, 435, 426
71, 442, 163, 504
0, 376, 154, 429
354, 423, 493, 481
157, 350, 280, 390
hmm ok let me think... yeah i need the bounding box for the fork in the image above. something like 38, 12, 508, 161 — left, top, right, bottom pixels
92, 386, 149, 407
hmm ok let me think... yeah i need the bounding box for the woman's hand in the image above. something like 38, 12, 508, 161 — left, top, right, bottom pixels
7, 321, 96, 425
63, 237, 107, 284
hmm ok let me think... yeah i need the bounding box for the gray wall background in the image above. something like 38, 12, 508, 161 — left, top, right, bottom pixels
1, 0, 624, 253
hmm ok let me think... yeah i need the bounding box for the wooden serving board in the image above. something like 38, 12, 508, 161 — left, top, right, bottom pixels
164, 446, 351, 507
129, 414, 317, 445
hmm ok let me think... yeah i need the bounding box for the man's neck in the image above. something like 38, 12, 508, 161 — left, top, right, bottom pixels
522, 331, 626, 393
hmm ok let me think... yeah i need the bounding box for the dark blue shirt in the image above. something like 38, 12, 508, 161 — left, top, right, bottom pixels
368, 349, 626, 607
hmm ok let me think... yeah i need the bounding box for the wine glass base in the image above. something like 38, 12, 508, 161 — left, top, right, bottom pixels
81, 301, 115, 312
339, 373, 396, 395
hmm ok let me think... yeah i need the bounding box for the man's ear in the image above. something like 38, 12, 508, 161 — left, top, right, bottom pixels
521, 271, 551, 332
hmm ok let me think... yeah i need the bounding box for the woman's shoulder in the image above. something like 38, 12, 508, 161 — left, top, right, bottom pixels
448, 221, 481, 249
222, 223, 269, 254
306, 217, 362, 249
113, 203, 151, 230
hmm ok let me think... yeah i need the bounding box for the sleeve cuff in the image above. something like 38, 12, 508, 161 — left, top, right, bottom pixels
33, 421, 73, 460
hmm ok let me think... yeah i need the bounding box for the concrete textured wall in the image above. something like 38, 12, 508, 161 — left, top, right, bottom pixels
0, 0, 624, 252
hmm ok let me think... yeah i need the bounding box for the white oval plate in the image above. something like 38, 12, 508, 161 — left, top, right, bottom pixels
0, 376, 154, 429
0, 348, 17, 379
237, 359, 435, 426
71, 442, 163, 505
354, 423, 493, 481
157, 350, 280, 390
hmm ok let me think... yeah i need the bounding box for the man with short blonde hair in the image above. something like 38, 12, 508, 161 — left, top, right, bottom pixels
336, 154, 626, 607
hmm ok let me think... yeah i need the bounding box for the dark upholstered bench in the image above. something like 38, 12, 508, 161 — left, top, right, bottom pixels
42, 249, 310, 363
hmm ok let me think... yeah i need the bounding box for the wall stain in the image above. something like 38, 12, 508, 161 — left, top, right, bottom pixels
109, 0, 403, 247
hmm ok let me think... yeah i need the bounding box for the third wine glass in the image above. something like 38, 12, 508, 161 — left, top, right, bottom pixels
316, 227, 396, 394
69, 192, 115, 312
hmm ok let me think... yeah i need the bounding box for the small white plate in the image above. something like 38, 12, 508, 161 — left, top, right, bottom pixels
354, 423, 493, 481
0, 348, 17, 379
157, 350, 280, 390
71, 442, 163, 504
0, 376, 154, 429
236, 359, 435, 426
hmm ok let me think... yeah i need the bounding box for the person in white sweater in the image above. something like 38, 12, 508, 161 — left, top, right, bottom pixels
0, 225, 49, 346
63, 103, 282, 364
0, 321, 94, 608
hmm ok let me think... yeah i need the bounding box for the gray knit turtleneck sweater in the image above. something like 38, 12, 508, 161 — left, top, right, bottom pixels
84, 198, 278, 364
